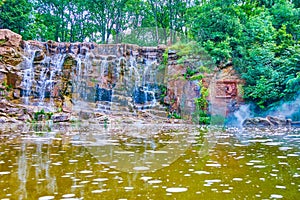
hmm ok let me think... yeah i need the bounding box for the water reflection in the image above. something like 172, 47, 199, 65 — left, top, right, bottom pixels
0, 124, 299, 199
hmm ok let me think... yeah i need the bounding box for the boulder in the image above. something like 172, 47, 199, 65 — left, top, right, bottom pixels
266, 116, 291, 126
0, 29, 22, 48
0, 46, 23, 66
243, 116, 292, 127
242, 117, 273, 127
51, 113, 70, 123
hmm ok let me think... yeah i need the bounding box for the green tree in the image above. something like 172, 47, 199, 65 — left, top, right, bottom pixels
0, 0, 34, 39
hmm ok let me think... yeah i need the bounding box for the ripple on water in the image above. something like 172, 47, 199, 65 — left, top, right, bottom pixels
194, 171, 210, 175
270, 194, 283, 199
38, 196, 55, 200
166, 187, 188, 193
91, 189, 106, 193
148, 180, 162, 184
93, 178, 108, 182
287, 154, 299, 157
263, 142, 283, 146
62, 194, 75, 198
253, 165, 266, 169
279, 147, 292, 151
133, 166, 149, 171
232, 178, 243, 181
206, 163, 221, 167
222, 190, 231, 193
124, 187, 134, 190
79, 170, 93, 174
140, 176, 152, 181
275, 185, 286, 189
205, 179, 221, 184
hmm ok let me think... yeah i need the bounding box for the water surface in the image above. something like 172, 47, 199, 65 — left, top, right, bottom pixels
0, 124, 299, 199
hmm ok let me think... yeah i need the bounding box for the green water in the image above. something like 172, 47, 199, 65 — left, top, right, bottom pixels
0, 124, 299, 199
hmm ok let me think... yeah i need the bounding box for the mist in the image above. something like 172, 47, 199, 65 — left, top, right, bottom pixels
267, 94, 300, 121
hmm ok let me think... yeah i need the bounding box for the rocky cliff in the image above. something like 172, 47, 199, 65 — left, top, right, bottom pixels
0, 29, 244, 124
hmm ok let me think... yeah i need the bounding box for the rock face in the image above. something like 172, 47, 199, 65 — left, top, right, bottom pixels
164, 51, 244, 119
243, 116, 292, 127
0, 29, 245, 123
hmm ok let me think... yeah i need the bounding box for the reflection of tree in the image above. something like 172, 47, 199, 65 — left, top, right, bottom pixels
17, 143, 28, 199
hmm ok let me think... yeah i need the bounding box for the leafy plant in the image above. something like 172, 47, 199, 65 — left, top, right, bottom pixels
33, 109, 53, 121
193, 80, 210, 124
1, 81, 12, 92
168, 111, 181, 119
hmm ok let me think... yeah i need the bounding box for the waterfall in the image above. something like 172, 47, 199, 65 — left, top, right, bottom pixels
19, 43, 166, 115
21, 43, 36, 105
132, 54, 158, 110
21, 43, 65, 110
38, 67, 48, 105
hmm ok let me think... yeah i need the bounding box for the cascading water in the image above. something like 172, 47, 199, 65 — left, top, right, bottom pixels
19, 42, 166, 115
21, 43, 36, 105
95, 57, 113, 113
22, 43, 65, 110
38, 67, 48, 104
131, 54, 158, 110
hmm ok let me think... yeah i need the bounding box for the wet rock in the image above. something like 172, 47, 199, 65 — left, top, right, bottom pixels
266, 116, 291, 126
34, 50, 45, 61
243, 116, 292, 127
0, 112, 8, 118
0, 116, 7, 123
13, 89, 21, 99
46, 40, 58, 54
242, 117, 273, 127
52, 113, 70, 123
17, 114, 32, 122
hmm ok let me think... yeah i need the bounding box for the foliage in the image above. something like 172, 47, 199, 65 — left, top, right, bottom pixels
168, 111, 181, 119
188, 0, 300, 111
158, 84, 167, 103
0, 0, 33, 40
33, 109, 53, 122
1, 81, 12, 92
193, 80, 210, 125
168, 42, 213, 80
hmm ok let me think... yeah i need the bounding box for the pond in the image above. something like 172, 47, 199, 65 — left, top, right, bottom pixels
0, 123, 299, 199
